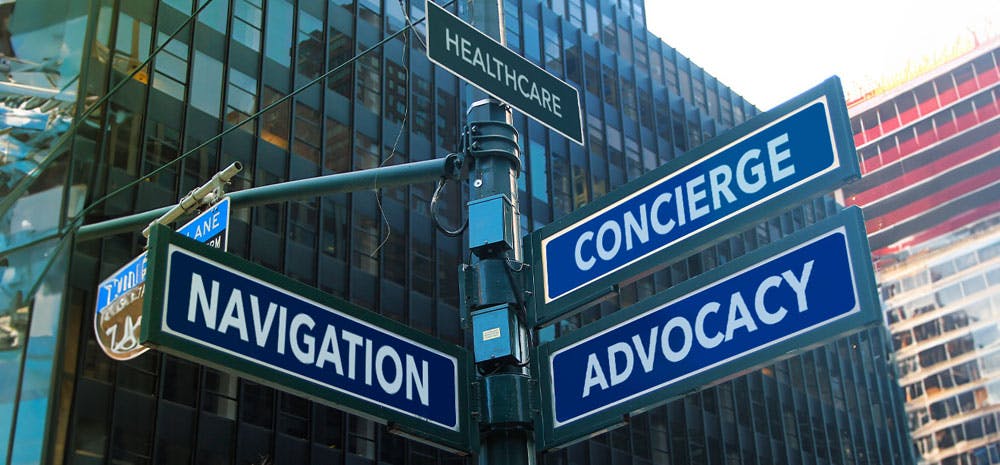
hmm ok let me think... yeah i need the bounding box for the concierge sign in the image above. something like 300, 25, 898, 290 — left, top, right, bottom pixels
140, 226, 475, 454
527, 77, 860, 326
534, 208, 881, 450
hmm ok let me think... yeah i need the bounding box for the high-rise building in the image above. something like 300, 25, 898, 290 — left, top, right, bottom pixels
844, 38, 1000, 465
0, 0, 913, 464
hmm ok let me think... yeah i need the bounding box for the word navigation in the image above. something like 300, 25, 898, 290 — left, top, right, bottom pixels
156, 246, 460, 430
140, 228, 473, 455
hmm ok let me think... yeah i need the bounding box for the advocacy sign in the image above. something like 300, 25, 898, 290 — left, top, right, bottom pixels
533, 208, 881, 450
94, 197, 230, 360
425, 0, 583, 145
527, 77, 860, 326
140, 226, 475, 454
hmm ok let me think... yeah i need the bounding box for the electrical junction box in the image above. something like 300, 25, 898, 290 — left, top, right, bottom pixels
471, 304, 523, 364
467, 194, 515, 257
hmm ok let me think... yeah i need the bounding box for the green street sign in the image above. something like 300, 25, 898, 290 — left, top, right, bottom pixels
533, 208, 882, 450
425, 0, 584, 145
140, 225, 477, 455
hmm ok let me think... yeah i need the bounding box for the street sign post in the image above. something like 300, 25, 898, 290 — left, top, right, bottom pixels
533, 207, 881, 450
94, 197, 231, 360
140, 225, 475, 454
425, 0, 584, 145
527, 77, 860, 326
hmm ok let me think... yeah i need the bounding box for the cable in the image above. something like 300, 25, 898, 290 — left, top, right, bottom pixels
397, 0, 428, 51
430, 177, 467, 236
370, 14, 413, 259
75, 1, 453, 233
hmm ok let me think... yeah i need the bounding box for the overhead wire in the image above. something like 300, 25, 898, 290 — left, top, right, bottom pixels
369, 2, 414, 258
10, 1, 457, 310
65, 0, 455, 242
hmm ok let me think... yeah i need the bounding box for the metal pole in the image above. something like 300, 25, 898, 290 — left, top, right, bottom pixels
76, 155, 460, 242
462, 0, 535, 463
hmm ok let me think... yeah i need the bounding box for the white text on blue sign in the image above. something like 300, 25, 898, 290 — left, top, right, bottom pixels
160, 246, 460, 430
540, 98, 839, 303
547, 227, 859, 427
95, 198, 230, 311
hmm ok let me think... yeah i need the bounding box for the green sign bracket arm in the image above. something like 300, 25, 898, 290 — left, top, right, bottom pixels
76, 154, 462, 242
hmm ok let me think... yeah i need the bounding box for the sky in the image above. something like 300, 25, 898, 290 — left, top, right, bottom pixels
644, 1, 1000, 110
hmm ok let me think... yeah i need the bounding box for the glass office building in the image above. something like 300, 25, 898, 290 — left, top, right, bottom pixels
845, 38, 1000, 465
0, 0, 913, 464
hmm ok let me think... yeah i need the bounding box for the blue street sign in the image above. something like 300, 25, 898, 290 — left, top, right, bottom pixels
141, 226, 475, 454
94, 197, 231, 361
95, 197, 230, 312
534, 208, 881, 450
527, 78, 860, 326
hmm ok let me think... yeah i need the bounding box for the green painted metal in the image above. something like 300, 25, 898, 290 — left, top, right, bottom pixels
531, 207, 883, 451
140, 225, 478, 454
76, 154, 460, 242
425, 0, 583, 145
525, 77, 862, 328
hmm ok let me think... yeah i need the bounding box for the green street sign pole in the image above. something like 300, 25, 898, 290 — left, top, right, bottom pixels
453, 0, 536, 463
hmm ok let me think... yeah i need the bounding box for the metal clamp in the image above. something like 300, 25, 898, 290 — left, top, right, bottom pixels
463, 121, 521, 172
142, 162, 242, 239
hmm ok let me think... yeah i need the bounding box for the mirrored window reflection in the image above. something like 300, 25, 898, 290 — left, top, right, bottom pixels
264, 0, 293, 67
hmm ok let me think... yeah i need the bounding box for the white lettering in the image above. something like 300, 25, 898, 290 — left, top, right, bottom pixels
188, 273, 218, 329
290, 313, 315, 364
582, 353, 609, 398
376, 345, 403, 395
607, 342, 634, 386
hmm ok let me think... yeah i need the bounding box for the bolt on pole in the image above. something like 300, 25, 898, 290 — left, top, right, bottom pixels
461, 0, 536, 463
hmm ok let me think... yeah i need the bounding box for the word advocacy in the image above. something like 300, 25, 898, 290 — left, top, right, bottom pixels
159, 246, 461, 430
547, 227, 859, 427
540, 99, 840, 303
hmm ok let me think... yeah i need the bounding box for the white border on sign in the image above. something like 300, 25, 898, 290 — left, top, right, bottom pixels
540, 95, 841, 303
548, 225, 860, 428
160, 244, 463, 431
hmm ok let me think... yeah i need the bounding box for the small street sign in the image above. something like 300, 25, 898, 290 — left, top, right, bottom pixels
93, 197, 230, 360
425, 0, 584, 145
141, 226, 475, 454
534, 207, 881, 450
527, 77, 860, 326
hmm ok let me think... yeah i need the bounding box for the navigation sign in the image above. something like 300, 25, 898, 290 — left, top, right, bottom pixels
534, 207, 881, 450
425, 0, 584, 145
527, 77, 860, 326
140, 226, 475, 454
94, 197, 231, 360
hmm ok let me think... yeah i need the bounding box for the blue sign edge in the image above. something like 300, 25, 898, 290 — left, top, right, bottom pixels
526, 76, 861, 327
94, 196, 232, 313
532, 207, 882, 451
424, 0, 584, 146
140, 225, 477, 455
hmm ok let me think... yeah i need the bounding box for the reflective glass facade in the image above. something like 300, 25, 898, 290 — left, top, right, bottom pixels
1, 0, 913, 464
846, 40, 1000, 465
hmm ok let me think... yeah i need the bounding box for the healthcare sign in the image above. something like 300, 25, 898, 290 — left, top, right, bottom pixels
534, 208, 881, 450
140, 226, 475, 454
527, 77, 859, 326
